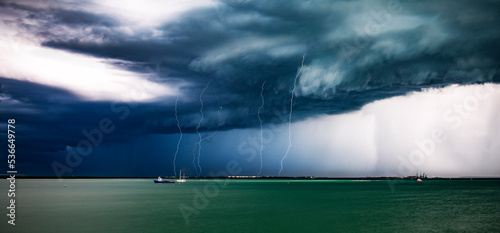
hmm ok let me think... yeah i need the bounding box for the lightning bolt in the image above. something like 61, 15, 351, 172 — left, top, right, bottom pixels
192, 142, 199, 176
194, 80, 212, 177
279, 54, 306, 176
257, 80, 267, 176
173, 95, 182, 177
201, 88, 222, 142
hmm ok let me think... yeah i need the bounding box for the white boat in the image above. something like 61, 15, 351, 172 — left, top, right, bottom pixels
176, 170, 186, 183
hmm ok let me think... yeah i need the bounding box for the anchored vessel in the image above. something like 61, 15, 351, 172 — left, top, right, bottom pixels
154, 176, 175, 183
176, 170, 186, 183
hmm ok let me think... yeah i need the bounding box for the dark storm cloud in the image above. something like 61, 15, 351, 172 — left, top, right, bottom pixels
4, 0, 500, 126
0, 77, 173, 158
1, 0, 500, 176
39, 0, 500, 120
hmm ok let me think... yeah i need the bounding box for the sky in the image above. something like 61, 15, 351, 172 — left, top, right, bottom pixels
0, 0, 499, 178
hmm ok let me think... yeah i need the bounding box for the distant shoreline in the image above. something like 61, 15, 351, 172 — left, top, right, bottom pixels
1, 176, 500, 180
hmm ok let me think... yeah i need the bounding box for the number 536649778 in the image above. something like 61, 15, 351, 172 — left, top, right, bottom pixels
8, 119, 16, 169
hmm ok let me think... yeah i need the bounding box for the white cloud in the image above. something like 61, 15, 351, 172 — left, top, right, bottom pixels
0, 36, 175, 102
292, 111, 378, 175
297, 60, 345, 97
289, 83, 500, 177
92, 0, 217, 29
189, 36, 306, 73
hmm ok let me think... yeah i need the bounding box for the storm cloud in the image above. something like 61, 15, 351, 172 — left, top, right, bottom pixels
0, 0, 499, 176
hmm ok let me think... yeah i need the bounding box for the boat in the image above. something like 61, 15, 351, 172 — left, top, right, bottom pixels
154, 176, 175, 183
417, 178, 423, 182
176, 170, 186, 183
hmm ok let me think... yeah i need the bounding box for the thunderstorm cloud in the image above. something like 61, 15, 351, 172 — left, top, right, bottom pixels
0, 0, 499, 177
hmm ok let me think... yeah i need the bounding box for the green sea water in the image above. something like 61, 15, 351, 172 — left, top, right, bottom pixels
1, 179, 499, 232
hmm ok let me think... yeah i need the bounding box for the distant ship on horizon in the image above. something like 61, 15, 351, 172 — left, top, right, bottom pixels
176, 170, 186, 183
153, 176, 175, 183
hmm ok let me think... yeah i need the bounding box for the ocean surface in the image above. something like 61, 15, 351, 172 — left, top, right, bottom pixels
1, 179, 499, 232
